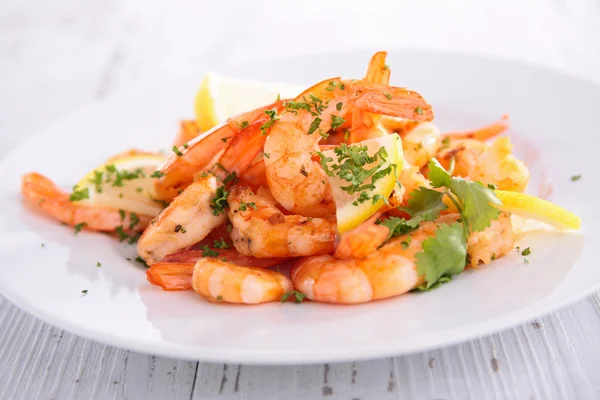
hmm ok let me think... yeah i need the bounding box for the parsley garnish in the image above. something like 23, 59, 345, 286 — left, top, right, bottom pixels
172, 145, 183, 156
213, 238, 231, 249
336, 102, 343, 111
281, 290, 306, 303
135, 256, 149, 267
571, 174, 582, 182
521, 247, 531, 256
237, 120, 249, 129
260, 108, 279, 135
69, 188, 89, 202
238, 201, 257, 211
223, 172, 238, 185
183, 142, 189, 149
221, 137, 230, 143
216, 295, 223, 301
414, 106, 423, 115
81, 290, 88, 295
150, 171, 164, 179
210, 186, 229, 216
89, 170, 104, 193
96, 261, 101, 267
487, 183, 498, 190
307, 117, 322, 135
115, 226, 128, 242
41, 243, 45, 248
264, 152, 270, 159
174, 224, 186, 233
74, 222, 87, 234
201, 246, 219, 257
129, 213, 140, 230
330, 115, 345, 131
384, 93, 392, 100
227, 223, 233, 233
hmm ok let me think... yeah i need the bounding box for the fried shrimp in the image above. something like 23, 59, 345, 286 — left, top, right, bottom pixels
21, 173, 151, 232
227, 186, 336, 258
137, 175, 226, 263
192, 259, 292, 304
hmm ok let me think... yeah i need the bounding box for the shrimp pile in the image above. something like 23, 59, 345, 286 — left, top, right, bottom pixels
22, 51, 540, 306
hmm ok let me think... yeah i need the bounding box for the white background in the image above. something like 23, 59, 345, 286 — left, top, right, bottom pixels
1, 0, 600, 398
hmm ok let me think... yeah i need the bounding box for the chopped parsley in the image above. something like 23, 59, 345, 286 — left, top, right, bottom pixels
281, 290, 306, 303
414, 106, 423, 115
264, 152, 270, 159
223, 172, 238, 185
174, 224, 186, 233
74, 222, 87, 234
183, 142, 189, 149
384, 64, 390, 70
81, 290, 88, 295
216, 295, 223, 301
172, 145, 183, 156
41, 243, 45, 248
307, 117, 322, 135
128, 213, 140, 230
330, 115, 345, 131
213, 237, 231, 249
89, 170, 104, 193
69, 188, 89, 202
118, 209, 126, 221
384, 93, 392, 100
221, 137, 230, 143
260, 108, 279, 135
401, 237, 412, 249
150, 170, 164, 179
487, 183, 498, 190
571, 174, 582, 182
227, 223, 233, 233
115, 226, 129, 242
201, 246, 220, 257
135, 256, 149, 267
237, 120, 249, 129
96, 261, 101, 267
336, 102, 343, 111
521, 247, 531, 256
238, 201, 257, 211
210, 186, 229, 216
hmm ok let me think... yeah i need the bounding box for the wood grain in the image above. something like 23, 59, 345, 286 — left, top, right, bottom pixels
2, 0, 600, 399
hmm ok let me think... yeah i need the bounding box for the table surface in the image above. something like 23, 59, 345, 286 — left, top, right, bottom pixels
2, 0, 600, 399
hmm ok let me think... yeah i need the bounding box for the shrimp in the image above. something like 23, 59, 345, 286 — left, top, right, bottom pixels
291, 212, 514, 304
264, 77, 433, 217
21, 173, 151, 232
436, 137, 529, 192
227, 185, 336, 258
443, 114, 509, 141
401, 122, 442, 168
334, 213, 389, 260
147, 250, 286, 291
349, 51, 391, 143
470, 137, 530, 192
192, 259, 292, 304
137, 175, 226, 263
173, 120, 202, 147
154, 101, 284, 202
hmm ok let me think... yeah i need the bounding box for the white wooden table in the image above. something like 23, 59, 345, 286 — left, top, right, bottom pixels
2, 1, 600, 398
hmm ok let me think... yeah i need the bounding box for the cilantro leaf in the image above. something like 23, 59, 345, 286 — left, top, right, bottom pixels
281, 290, 306, 303
427, 159, 451, 188
380, 216, 421, 238
415, 222, 467, 289
403, 187, 447, 222
449, 178, 501, 232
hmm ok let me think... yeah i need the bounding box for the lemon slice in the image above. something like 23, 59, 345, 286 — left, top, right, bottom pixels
75, 153, 166, 217
494, 190, 581, 231
321, 134, 403, 233
194, 72, 304, 131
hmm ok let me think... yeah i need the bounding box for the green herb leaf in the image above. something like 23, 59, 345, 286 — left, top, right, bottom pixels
307, 117, 322, 135
96, 261, 101, 267
330, 115, 345, 131
74, 222, 87, 234
69, 188, 90, 202
213, 237, 231, 249
172, 145, 183, 156
571, 174, 582, 182
281, 290, 306, 303
210, 186, 229, 216
128, 212, 140, 230
402, 187, 448, 222
150, 170, 164, 179
201, 246, 220, 257
427, 159, 451, 188
415, 222, 467, 289
336, 102, 343, 111
449, 178, 501, 232
521, 247, 531, 256
384, 92, 392, 100
414, 106, 423, 115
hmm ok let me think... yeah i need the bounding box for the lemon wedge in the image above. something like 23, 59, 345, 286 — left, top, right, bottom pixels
75, 153, 167, 217
494, 190, 581, 231
194, 72, 304, 131
321, 134, 403, 233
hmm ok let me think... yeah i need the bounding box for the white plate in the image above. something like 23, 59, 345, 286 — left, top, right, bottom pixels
0, 50, 596, 364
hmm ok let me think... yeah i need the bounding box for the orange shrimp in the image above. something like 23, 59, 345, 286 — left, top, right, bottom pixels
173, 120, 202, 147
147, 249, 287, 291
21, 173, 150, 232
192, 259, 292, 304
154, 100, 285, 202
264, 77, 433, 218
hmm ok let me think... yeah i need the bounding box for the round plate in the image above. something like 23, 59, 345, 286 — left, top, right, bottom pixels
0, 50, 596, 364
